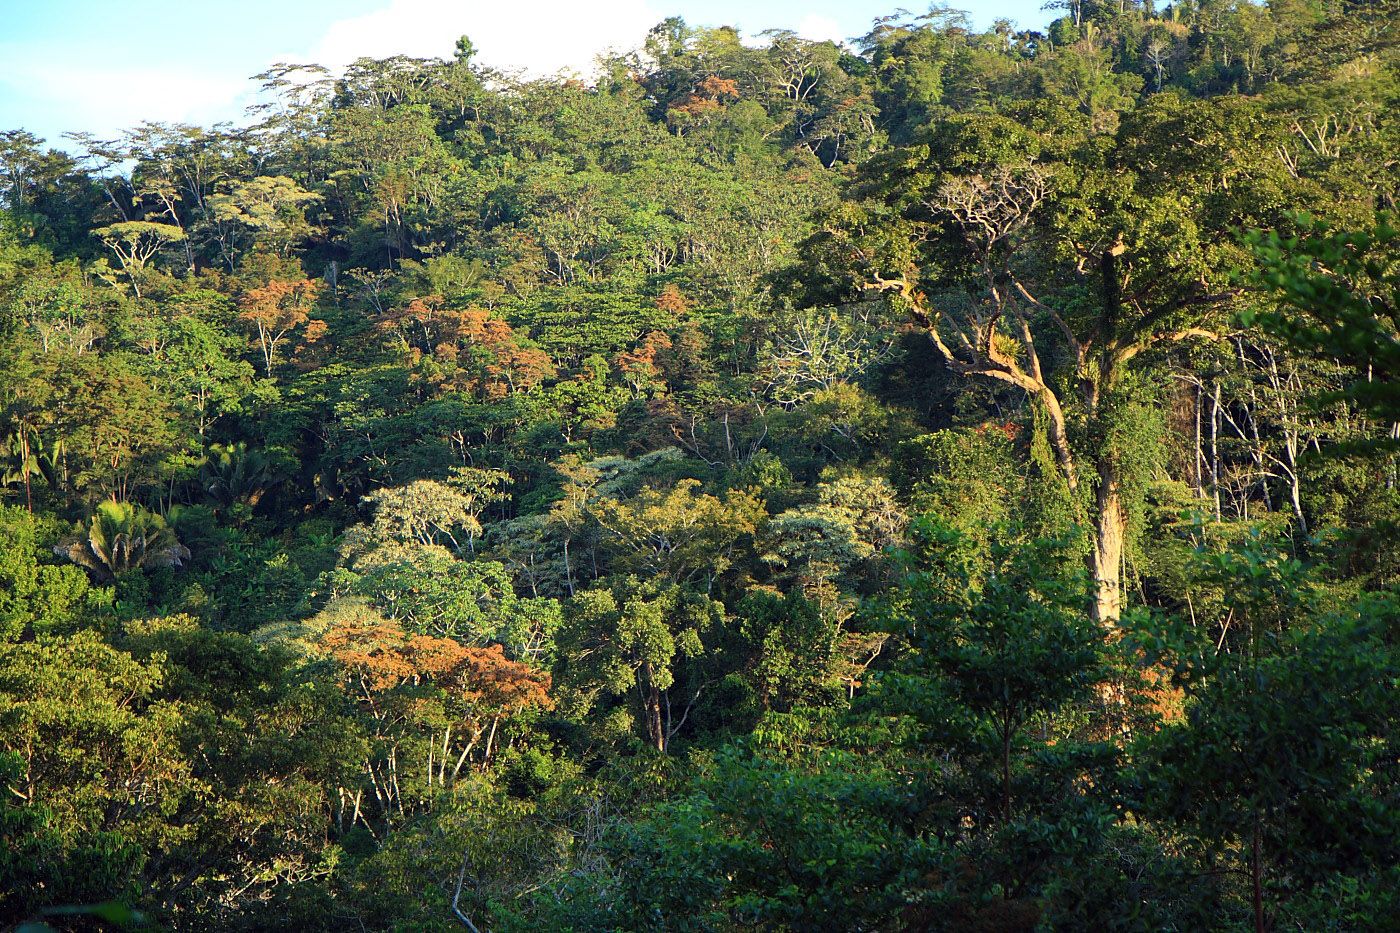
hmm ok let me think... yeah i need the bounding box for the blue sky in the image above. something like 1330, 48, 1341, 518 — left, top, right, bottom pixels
1, 0, 1052, 148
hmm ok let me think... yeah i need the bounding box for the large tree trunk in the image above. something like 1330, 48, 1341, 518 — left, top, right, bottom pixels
1090, 243, 1128, 627
1039, 387, 1079, 490
1091, 458, 1126, 627
1038, 392, 1124, 627
1038, 389, 1124, 627
641, 663, 666, 753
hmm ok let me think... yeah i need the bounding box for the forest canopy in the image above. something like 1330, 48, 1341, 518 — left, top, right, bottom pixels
1, 1, 1398, 930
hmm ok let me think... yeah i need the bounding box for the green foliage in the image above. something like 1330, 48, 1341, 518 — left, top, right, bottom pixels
885, 524, 1110, 819
730, 590, 846, 713
1, 2, 1398, 927
1246, 212, 1400, 456
332, 545, 562, 663
590, 478, 765, 588
199, 441, 283, 514
1134, 538, 1400, 928
0, 506, 101, 640
53, 501, 190, 584
0, 632, 179, 915
541, 741, 928, 931
558, 575, 724, 752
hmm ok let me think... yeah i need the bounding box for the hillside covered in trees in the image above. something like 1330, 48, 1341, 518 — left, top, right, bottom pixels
1, 1, 1398, 929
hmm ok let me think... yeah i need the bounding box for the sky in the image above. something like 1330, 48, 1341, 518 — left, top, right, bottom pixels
0, 0, 1053, 149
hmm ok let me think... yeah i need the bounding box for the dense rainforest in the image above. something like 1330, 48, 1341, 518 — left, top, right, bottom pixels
1, 1, 1398, 929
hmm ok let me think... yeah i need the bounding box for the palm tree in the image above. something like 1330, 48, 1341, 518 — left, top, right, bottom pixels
0, 427, 62, 512
54, 501, 191, 583
200, 442, 277, 511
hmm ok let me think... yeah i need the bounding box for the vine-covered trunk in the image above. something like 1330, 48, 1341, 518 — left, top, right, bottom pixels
641, 662, 666, 753
1036, 394, 1126, 628
1040, 394, 1125, 628
1091, 459, 1125, 627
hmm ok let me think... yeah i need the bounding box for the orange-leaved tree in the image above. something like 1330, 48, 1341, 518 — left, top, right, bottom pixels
238, 278, 325, 376
322, 616, 551, 828
375, 296, 555, 398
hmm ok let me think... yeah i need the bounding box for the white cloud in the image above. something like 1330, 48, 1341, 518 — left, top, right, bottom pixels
2, 0, 664, 144
308, 0, 659, 78
794, 13, 848, 46
0, 46, 251, 141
